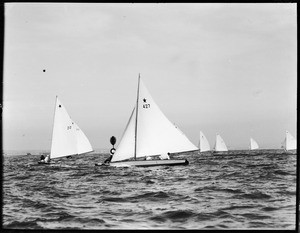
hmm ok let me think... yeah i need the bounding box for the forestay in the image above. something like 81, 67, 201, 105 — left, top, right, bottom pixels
112, 78, 197, 162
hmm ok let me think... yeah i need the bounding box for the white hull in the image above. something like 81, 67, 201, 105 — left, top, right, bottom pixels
96, 159, 189, 167
212, 151, 229, 156
199, 151, 212, 155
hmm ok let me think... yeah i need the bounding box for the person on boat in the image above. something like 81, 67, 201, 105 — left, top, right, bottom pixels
40, 154, 45, 162
146, 156, 152, 160
44, 154, 50, 163
159, 152, 170, 160
104, 148, 116, 165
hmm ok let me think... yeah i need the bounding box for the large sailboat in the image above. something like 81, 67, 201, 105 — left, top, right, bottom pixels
39, 96, 93, 163
281, 130, 296, 153
198, 131, 211, 153
106, 75, 198, 167
212, 133, 228, 155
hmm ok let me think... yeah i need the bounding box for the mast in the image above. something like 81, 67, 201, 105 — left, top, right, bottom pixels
50, 96, 58, 159
134, 74, 141, 160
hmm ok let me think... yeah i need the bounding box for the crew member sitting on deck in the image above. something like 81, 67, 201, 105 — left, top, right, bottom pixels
40, 154, 45, 162
44, 154, 50, 163
159, 152, 170, 160
104, 148, 116, 165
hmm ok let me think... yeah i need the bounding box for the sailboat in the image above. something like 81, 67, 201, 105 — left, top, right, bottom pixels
198, 131, 211, 153
102, 75, 198, 167
248, 137, 259, 155
281, 130, 296, 153
212, 133, 228, 155
39, 96, 93, 164
249, 138, 259, 150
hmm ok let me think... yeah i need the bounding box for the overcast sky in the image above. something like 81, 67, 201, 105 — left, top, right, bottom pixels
3, 3, 297, 151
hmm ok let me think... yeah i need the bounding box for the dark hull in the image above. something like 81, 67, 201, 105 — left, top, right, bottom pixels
37, 162, 53, 165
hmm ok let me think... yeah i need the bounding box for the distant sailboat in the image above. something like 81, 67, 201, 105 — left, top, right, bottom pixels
103, 75, 197, 167
198, 131, 210, 153
249, 138, 259, 150
281, 130, 296, 152
39, 96, 93, 163
213, 134, 228, 155
248, 137, 259, 155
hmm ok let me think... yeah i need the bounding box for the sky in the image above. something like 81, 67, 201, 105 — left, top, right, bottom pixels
3, 3, 297, 151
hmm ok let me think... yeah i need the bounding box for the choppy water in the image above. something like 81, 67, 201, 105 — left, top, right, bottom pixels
3, 150, 297, 229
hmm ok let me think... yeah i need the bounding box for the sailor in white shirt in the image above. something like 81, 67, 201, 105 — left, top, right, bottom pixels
159, 152, 170, 160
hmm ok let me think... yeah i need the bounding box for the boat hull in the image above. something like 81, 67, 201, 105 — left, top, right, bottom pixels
212, 151, 229, 156
282, 149, 297, 155
37, 161, 53, 165
95, 159, 189, 167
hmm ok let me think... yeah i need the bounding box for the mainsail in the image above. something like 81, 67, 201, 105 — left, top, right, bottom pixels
112, 77, 197, 162
50, 97, 93, 159
214, 134, 228, 152
249, 138, 259, 150
281, 130, 296, 151
199, 131, 210, 152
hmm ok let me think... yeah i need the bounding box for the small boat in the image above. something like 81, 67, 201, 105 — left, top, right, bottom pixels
250, 137, 259, 150
39, 96, 93, 164
105, 75, 197, 167
249, 137, 259, 155
281, 130, 296, 153
212, 133, 228, 155
198, 131, 211, 153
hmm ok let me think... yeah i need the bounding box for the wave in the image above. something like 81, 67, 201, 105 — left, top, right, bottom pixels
234, 191, 272, 200
196, 210, 233, 222
241, 213, 270, 220
3, 150, 296, 229
150, 210, 196, 222
4, 220, 43, 229
221, 205, 258, 211
195, 186, 244, 194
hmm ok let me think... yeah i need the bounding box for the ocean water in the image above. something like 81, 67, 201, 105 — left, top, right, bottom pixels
3, 150, 297, 229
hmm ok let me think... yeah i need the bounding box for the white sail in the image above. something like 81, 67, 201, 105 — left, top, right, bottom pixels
50, 97, 93, 159
74, 122, 93, 154
112, 77, 197, 162
111, 107, 136, 162
281, 131, 296, 151
199, 131, 210, 152
250, 138, 259, 150
214, 134, 228, 152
